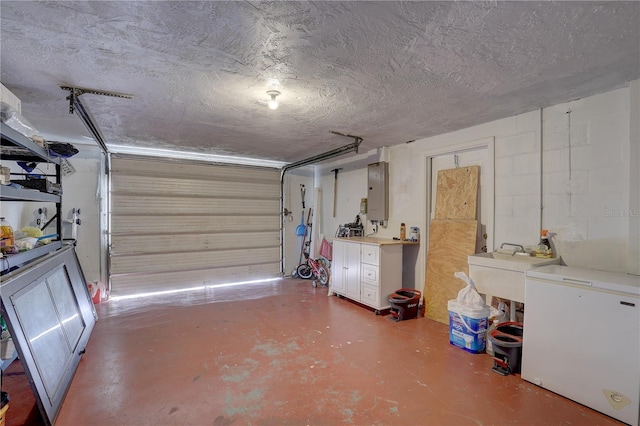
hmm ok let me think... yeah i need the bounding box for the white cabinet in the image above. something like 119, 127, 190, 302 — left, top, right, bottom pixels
331, 240, 360, 297
330, 238, 405, 314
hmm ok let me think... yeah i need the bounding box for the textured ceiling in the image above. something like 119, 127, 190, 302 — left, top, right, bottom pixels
1, 1, 639, 163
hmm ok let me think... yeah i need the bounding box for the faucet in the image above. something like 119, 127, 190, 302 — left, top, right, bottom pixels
500, 242, 526, 254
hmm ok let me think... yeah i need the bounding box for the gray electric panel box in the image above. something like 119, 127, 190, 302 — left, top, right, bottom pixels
367, 161, 389, 221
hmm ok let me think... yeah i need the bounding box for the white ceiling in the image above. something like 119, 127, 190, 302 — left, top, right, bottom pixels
1, 1, 639, 163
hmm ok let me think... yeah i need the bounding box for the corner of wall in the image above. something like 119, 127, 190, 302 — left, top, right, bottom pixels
628, 79, 640, 275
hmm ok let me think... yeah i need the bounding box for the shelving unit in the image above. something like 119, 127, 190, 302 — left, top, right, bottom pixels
1, 123, 66, 395
1, 122, 63, 276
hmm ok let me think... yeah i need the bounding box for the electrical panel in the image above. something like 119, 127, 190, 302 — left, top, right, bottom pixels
367, 162, 388, 221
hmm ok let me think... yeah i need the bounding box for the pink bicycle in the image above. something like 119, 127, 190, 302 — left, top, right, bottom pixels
296, 252, 330, 287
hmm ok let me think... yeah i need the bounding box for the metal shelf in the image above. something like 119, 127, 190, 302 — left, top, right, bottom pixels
1, 241, 63, 277
0, 123, 59, 164
1, 123, 64, 276
0, 184, 60, 202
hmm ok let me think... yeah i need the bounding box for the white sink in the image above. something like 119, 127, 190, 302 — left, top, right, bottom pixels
468, 252, 561, 318
468, 252, 560, 272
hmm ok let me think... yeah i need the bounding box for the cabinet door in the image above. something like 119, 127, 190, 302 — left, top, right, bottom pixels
345, 242, 361, 300
330, 241, 347, 294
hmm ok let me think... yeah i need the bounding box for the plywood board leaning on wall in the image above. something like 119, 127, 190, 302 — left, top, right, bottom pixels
424, 220, 478, 324
434, 166, 479, 220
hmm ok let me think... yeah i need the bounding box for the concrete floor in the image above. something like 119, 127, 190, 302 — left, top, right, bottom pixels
3, 278, 622, 425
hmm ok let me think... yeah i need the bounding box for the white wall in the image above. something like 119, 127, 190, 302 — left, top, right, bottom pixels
314, 81, 639, 294
59, 145, 104, 283
316, 149, 381, 239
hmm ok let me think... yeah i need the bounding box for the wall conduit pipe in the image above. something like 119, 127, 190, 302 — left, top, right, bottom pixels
540, 107, 544, 233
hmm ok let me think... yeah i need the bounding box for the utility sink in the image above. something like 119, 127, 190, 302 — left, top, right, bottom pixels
468, 252, 559, 272
468, 252, 561, 320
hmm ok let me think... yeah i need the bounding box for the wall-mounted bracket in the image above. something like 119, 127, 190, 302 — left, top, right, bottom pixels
59, 85, 132, 155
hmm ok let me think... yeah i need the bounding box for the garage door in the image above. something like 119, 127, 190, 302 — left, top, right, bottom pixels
109, 154, 281, 296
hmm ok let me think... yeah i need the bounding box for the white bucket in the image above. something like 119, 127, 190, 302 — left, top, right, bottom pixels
447, 300, 489, 354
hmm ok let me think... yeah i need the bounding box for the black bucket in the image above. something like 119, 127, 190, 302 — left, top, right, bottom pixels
488, 322, 523, 375
388, 289, 421, 321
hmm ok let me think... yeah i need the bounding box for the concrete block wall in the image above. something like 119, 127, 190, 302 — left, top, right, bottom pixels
490, 86, 632, 272
541, 88, 631, 272
316, 81, 638, 292
494, 130, 540, 250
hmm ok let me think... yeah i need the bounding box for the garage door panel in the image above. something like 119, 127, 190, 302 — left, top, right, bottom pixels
111, 175, 280, 199
111, 231, 279, 255
111, 247, 279, 274
111, 157, 280, 183
110, 155, 281, 296
111, 196, 280, 215
110, 263, 281, 297
111, 215, 279, 235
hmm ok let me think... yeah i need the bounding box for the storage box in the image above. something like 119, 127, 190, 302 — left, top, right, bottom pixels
448, 300, 489, 354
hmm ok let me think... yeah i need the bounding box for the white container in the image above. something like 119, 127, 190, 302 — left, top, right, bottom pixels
447, 299, 489, 354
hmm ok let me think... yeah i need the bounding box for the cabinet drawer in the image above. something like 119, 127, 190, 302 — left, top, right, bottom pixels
361, 284, 379, 306
361, 244, 380, 266
361, 263, 379, 286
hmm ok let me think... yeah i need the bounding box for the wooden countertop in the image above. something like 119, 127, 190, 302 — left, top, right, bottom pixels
334, 236, 420, 246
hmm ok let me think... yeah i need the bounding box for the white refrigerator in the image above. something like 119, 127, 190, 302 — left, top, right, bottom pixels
522, 265, 640, 426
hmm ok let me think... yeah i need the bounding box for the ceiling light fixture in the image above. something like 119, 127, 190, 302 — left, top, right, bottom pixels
267, 90, 281, 110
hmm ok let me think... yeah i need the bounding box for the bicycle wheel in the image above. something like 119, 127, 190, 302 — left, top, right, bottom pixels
296, 263, 313, 279
316, 265, 329, 286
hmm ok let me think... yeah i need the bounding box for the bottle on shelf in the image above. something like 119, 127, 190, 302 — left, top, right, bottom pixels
0, 217, 15, 254
535, 229, 552, 259
400, 223, 406, 240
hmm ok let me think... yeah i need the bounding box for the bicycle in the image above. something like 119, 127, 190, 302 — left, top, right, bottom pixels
296, 251, 330, 287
